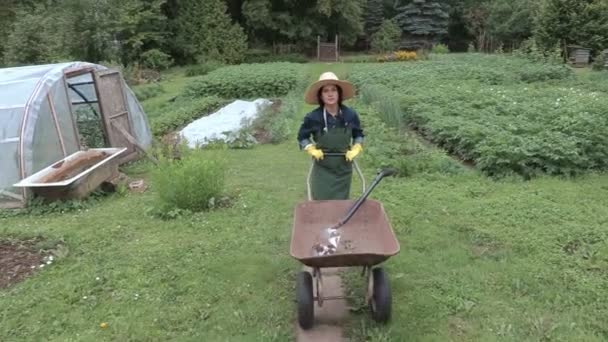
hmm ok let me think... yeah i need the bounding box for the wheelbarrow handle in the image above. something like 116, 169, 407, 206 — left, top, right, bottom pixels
332, 167, 398, 230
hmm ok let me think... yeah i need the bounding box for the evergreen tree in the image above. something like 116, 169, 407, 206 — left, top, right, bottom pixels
371, 18, 401, 53
174, 0, 247, 64
394, 0, 449, 50
365, 0, 385, 38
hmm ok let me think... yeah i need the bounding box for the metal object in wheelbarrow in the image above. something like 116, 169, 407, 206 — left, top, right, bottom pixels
311, 168, 397, 256
290, 199, 400, 268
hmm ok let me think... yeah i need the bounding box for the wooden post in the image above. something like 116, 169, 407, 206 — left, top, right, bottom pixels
335, 34, 338, 61
317, 36, 320, 60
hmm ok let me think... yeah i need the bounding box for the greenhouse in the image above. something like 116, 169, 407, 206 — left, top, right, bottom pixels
0, 62, 152, 208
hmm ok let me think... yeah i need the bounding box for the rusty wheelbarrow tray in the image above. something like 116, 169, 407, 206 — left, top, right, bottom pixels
290, 160, 400, 330
290, 199, 400, 267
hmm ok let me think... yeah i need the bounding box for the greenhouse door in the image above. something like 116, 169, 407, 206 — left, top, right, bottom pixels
93, 70, 139, 164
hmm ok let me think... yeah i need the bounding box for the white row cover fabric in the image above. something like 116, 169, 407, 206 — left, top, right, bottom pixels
180, 99, 272, 148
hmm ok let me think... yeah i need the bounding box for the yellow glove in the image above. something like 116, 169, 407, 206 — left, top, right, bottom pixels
345, 143, 363, 162
304, 144, 324, 161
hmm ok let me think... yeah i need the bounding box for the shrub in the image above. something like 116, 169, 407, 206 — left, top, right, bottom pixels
151, 148, 226, 215
377, 50, 417, 62
431, 43, 449, 54
371, 19, 401, 54
140, 49, 173, 71
151, 96, 225, 136
184, 63, 304, 99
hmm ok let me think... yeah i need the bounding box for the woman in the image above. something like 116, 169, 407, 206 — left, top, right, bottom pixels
297, 72, 365, 200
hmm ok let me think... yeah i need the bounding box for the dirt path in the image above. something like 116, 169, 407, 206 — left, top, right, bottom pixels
296, 267, 348, 342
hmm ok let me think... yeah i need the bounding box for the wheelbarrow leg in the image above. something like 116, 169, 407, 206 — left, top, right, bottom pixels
313, 267, 324, 307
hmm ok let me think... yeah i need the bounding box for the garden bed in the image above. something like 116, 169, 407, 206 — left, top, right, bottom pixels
0, 238, 52, 289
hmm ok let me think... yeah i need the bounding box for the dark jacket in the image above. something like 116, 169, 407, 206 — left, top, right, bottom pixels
297, 105, 365, 149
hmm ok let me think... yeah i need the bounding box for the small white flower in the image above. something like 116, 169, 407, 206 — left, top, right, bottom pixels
31, 265, 36, 269
39, 264, 45, 268
49, 256, 54, 261
96, 277, 100, 281
46, 260, 52, 265
83, 296, 88, 299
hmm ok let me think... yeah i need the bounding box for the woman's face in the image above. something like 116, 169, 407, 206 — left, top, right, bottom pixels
321, 84, 339, 106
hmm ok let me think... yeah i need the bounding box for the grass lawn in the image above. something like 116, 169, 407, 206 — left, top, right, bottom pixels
2, 58, 608, 341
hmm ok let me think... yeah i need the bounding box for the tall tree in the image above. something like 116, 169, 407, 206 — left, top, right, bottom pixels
365, 0, 385, 39
174, 0, 247, 64
535, 0, 608, 55
487, 0, 536, 50
394, 0, 449, 50
241, 0, 364, 48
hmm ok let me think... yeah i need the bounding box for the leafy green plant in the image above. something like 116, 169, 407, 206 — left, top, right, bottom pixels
140, 49, 173, 71
151, 96, 225, 136
341, 55, 378, 63
185, 61, 225, 77
431, 43, 449, 54
350, 53, 608, 178
243, 49, 308, 64
133, 83, 165, 101
370, 19, 401, 54
150, 148, 226, 216
184, 62, 305, 99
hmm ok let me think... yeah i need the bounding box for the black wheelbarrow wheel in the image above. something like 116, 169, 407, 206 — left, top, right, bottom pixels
296, 271, 314, 329
370, 267, 392, 323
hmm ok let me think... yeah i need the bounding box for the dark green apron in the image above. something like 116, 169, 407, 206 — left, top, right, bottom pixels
310, 126, 353, 200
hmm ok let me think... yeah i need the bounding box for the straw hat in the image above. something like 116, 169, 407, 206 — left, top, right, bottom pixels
304, 72, 355, 105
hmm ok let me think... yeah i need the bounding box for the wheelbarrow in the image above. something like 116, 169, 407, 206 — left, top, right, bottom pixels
290, 155, 400, 329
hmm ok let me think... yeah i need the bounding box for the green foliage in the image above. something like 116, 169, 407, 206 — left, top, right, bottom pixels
370, 19, 401, 53
151, 96, 225, 136
243, 49, 308, 64
486, 0, 536, 48
350, 54, 608, 178
250, 93, 299, 145
74, 106, 106, 148
174, 0, 247, 64
150, 147, 226, 216
184, 63, 305, 99
518, 63, 573, 83
0, 190, 114, 219
242, 0, 365, 47
133, 83, 166, 101
3, 0, 168, 66
341, 55, 378, 63
140, 49, 173, 71
365, 0, 385, 38
591, 53, 606, 71
354, 102, 464, 177
184, 61, 225, 77
3, 5, 72, 65
535, 0, 608, 55
358, 83, 403, 128
431, 43, 450, 54
394, 0, 449, 50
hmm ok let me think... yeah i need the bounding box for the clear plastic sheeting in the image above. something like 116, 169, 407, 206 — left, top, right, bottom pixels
0, 62, 153, 207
